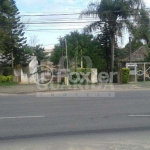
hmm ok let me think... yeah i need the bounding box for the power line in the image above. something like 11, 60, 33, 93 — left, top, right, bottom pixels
21, 21, 97, 24
25, 28, 83, 31
18, 8, 150, 16
19, 13, 81, 16
18, 8, 150, 14
16, 19, 150, 25
27, 18, 99, 21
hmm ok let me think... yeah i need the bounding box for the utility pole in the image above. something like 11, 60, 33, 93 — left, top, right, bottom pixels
61, 42, 64, 69
65, 39, 69, 85
110, 33, 114, 72
129, 37, 132, 62
81, 49, 83, 68
75, 41, 78, 71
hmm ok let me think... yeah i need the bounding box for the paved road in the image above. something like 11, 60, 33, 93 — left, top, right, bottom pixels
0, 90, 150, 149
1, 130, 150, 150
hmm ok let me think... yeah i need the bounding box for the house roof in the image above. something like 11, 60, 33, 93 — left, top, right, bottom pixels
121, 46, 149, 62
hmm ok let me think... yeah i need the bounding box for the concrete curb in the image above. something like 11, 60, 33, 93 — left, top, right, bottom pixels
0, 83, 150, 95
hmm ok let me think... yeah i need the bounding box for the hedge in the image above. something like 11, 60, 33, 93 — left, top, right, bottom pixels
122, 68, 130, 84
0, 75, 14, 83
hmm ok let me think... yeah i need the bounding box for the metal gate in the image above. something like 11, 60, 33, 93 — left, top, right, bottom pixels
126, 63, 150, 82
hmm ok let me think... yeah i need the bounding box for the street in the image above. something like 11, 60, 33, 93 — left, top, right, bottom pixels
0, 90, 150, 149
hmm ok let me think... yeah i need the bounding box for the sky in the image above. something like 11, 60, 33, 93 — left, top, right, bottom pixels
15, 0, 150, 49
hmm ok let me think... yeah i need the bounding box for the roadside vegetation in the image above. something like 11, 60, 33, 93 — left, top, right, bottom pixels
51, 0, 150, 74
0, 81, 18, 86
1, 0, 150, 84
0, 75, 17, 86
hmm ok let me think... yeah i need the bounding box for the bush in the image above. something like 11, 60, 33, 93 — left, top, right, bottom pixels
7, 75, 13, 82
1, 76, 7, 82
0, 76, 2, 83
0, 75, 14, 83
122, 68, 130, 84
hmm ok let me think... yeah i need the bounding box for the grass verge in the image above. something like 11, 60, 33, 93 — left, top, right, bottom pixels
0, 82, 18, 86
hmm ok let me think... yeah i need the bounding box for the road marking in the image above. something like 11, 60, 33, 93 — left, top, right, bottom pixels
0, 116, 45, 120
129, 115, 150, 117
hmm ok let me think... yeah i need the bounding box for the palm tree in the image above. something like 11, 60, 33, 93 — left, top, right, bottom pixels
80, 0, 145, 71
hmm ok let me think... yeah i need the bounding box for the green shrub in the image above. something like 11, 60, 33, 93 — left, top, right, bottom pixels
122, 68, 130, 84
0, 76, 2, 83
1, 76, 7, 82
7, 75, 13, 82
0, 75, 14, 83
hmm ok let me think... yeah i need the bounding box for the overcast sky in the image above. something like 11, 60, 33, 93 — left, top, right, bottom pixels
15, 0, 150, 49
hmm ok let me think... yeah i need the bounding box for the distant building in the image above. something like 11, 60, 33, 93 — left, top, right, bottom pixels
44, 49, 53, 57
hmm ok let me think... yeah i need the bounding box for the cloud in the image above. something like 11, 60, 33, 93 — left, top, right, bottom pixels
144, 0, 150, 7
16, 0, 49, 7
53, 0, 74, 4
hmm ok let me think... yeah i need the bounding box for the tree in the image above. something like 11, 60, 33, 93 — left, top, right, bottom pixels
29, 35, 39, 47
128, 9, 150, 44
145, 50, 150, 62
50, 31, 108, 72
51, 31, 91, 67
24, 45, 48, 65
0, 0, 11, 52
95, 23, 112, 72
0, 0, 27, 68
33, 45, 48, 65
80, 0, 146, 71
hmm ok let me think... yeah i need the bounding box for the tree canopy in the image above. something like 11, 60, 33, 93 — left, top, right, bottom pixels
0, 0, 27, 68
80, 0, 147, 71
50, 31, 112, 72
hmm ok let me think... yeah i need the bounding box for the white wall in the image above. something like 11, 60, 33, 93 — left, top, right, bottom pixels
14, 57, 38, 84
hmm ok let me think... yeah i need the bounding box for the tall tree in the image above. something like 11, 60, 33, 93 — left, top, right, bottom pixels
96, 23, 112, 72
0, 0, 11, 52
128, 9, 150, 44
80, 0, 145, 71
1, 0, 27, 68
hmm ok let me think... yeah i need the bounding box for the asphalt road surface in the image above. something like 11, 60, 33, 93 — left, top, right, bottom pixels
0, 90, 150, 149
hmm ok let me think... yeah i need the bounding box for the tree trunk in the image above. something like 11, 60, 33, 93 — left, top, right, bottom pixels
11, 52, 14, 69
38, 60, 41, 83
11, 52, 14, 75
111, 33, 115, 72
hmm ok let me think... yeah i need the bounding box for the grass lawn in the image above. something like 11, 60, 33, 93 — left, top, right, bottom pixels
0, 82, 18, 86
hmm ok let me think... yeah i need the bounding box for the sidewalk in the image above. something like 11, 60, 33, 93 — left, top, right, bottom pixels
0, 82, 150, 94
